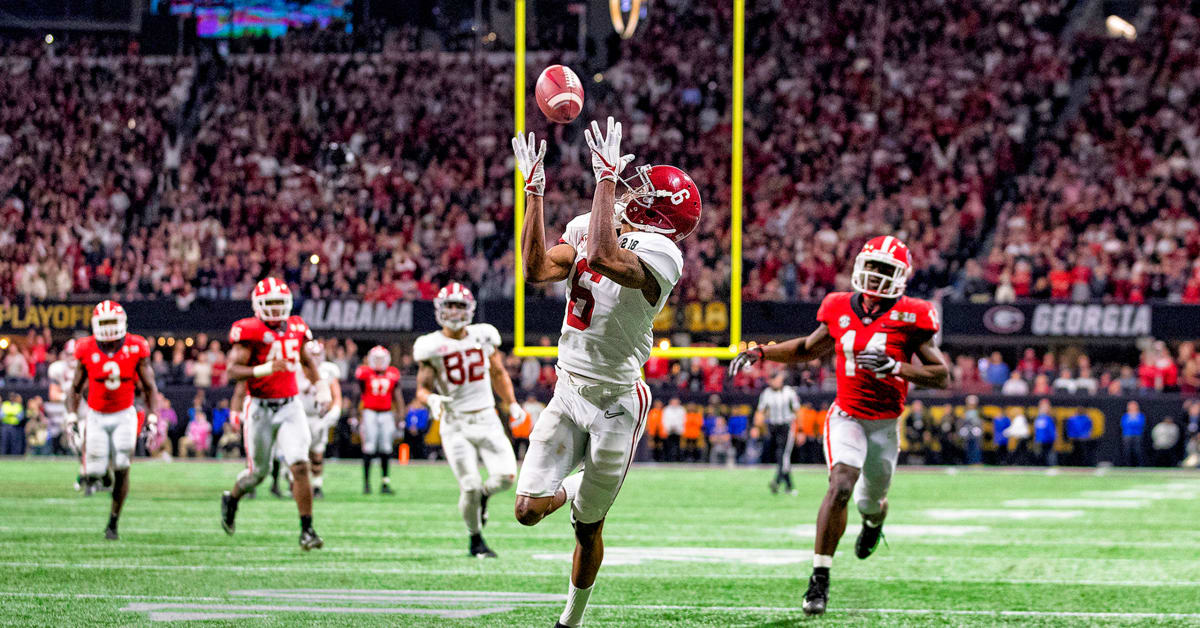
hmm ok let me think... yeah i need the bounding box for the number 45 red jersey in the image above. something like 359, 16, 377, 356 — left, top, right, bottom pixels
75, 334, 150, 413
817, 292, 940, 420
355, 365, 400, 411
229, 315, 312, 399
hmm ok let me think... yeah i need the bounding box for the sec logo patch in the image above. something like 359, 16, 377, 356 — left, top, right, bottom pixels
838, 315, 851, 329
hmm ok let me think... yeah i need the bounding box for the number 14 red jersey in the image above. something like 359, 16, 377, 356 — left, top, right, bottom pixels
816, 292, 940, 420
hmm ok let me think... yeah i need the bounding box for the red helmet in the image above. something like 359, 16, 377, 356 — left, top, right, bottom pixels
91, 300, 127, 343
252, 278, 293, 323
617, 165, 701, 242
851, 236, 913, 299
434, 282, 476, 331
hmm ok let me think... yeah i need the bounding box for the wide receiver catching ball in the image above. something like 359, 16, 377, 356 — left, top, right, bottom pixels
535, 64, 584, 124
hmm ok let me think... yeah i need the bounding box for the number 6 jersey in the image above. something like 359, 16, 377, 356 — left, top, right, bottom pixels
816, 292, 940, 420
555, 213, 684, 385
412, 323, 502, 414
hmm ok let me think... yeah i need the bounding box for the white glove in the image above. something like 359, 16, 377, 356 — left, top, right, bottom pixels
426, 394, 451, 422
583, 116, 634, 183
319, 406, 342, 431
314, 379, 332, 405
144, 413, 159, 438
65, 412, 81, 453
509, 402, 527, 424
512, 132, 547, 197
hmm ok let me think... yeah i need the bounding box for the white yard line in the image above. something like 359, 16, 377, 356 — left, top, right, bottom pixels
4, 562, 1200, 587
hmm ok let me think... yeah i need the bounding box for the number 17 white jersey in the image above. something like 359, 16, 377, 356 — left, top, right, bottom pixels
556, 213, 684, 385
412, 324, 501, 414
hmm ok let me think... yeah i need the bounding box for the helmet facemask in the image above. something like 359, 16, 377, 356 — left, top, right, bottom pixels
435, 299, 474, 331
614, 165, 679, 238
92, 314, 127, 343
252, 294, 292, 323
851, 255, 909, 299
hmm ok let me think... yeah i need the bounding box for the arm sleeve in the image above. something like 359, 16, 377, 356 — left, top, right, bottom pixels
354, 365, 370, 382
318, 362, 341, 381
917, 301, 941, 333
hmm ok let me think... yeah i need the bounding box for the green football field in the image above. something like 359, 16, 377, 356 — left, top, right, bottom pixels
2, 459, 1199, 627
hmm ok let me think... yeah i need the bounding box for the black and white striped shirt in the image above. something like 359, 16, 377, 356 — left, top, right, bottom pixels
757, 386, 800, 426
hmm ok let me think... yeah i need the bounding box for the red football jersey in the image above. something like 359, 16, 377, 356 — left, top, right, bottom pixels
817, 292, 940, 420
355, 365, 400, 411
75, 334, 150, 413
229, 315, 311, 399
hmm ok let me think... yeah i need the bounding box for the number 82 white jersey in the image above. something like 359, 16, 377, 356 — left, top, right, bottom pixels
412, 324, 502, 414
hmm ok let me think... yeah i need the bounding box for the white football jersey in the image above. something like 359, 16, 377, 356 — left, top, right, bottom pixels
412, 323, 501, 415
300, 361, 341, 416
47, 359, 76, 402
555, 213, 684, 384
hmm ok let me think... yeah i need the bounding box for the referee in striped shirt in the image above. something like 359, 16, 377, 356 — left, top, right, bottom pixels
757, 373, 801, 494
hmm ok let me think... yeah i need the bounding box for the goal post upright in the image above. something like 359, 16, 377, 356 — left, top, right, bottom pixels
512, 0, 744, 361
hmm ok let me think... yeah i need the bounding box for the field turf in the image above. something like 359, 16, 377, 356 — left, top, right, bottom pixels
1, 458, 1199, 626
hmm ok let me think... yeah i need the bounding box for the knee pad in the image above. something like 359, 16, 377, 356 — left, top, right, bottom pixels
112, 450, 132, 471
485, 473, 514, 494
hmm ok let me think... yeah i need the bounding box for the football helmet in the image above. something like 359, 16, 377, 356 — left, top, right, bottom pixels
367, 345, 390, 371
616, 165, 702, 242
851, 236, 912, 299
252, 278, 293, 323
434, 282, 476, 331
62, 338, 77, 363
91, 300, 127, 343
305, 340, 325, 363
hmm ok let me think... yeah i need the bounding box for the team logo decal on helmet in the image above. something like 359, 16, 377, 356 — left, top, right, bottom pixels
252, 278, 293, 323
615, 165, 702, 242
435, 282, 476, 331
851, 236, 913, 299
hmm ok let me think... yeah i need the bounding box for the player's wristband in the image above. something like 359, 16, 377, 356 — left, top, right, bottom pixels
252, 363, 274, 378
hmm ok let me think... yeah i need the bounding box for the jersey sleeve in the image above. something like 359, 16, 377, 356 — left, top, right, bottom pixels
131, 335, 151, 359
288, 316, 313, 340
816, 293, 843, 326
559, 214, 590, 248
387, 366, 402, 383
412, 335, 437, 363
623, 232, 684, 292
318, 362, 341, 381
916, 300, 941, 334
73, 339, 89, 362
229, 319, 260, 345
354, 364, 371, 382
48, 361, 66, 382
474, 324, 502, 351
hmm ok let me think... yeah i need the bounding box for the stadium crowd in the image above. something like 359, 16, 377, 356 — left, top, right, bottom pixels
4, 1, 1197, 306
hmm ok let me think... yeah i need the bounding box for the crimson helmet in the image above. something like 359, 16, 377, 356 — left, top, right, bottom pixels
367, 345, 390, 371
252, 278, 292, 323
434, 282, 476, 331
616, 165, 702, 242
91, 301, 127, 343
851, 236, 913, 299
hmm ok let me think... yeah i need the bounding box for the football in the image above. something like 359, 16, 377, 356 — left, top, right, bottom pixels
535, 64, 584, 124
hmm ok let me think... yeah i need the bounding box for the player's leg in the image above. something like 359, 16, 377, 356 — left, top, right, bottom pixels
514, 392, 587, 527
104, 408, 138, 540
854, 419, 899, 559
806, 406, 868, 616
471, 412, 518, 548
360, 410, 378, 493
309, 417, 328, 498
81, 409, 111, 497
779, 424, 797, 493
442, 421, 493, 556
377, 412, 395, 494
276, 400, 320, 549
223, 401, 276, 534
555, 380, 650, 628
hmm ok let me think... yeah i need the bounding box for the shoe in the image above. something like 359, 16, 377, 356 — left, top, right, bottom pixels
270, 484, 284, 499
469, 534, 497, 558
855, 522, 885, 559
104, 526, 118, 541
480, 492, 490, 528
83, 481, 98, 497
300, 527, 324, 551
802, 572, 829, 616
786, 489, 799, 496
313, 487, 324, 500
768, 480, 779, 494
380, 484, 394, 495
221, 491, 238, 535
363, 485, 371, 495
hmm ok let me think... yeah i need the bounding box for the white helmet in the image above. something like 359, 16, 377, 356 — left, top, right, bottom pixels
850, 235, 913, 299
367, 345, 390, 371
434, 282, 476, 331
251, 278, 293, 323
305, 340, 325, 363
91, 300, 127, 343
63, 338, 78, 363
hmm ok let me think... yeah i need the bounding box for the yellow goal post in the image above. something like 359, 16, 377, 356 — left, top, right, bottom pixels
511, 0, 744, 360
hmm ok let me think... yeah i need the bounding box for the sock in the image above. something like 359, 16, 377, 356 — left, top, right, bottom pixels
813, 554, 833, 575
362, 456, 372, 485
107, 513, 118, 531
379, 455, 390, 478
560, 473, 584, 504
312, 475, 324, 489
558, 582, 593, 627
470, 532, 483, 546
300, 515, 313, 532
459, 490, 483, 534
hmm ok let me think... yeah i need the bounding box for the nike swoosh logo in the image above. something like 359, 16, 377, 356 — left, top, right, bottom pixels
604, 410, 623, 419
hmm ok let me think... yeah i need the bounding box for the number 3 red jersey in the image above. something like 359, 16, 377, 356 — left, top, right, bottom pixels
75, 334, 151, 413
229, 315, 312, 399
355, 365, 400, 411
817, 292, 940, 420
